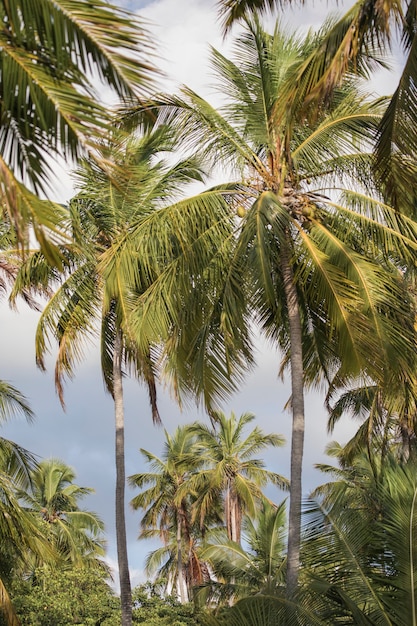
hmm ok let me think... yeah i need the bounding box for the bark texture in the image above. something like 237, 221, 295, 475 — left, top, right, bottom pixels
281, 241, 305, 598
113, 329, 132, 626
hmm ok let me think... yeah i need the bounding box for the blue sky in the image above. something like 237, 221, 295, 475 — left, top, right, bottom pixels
1, 0, 401, 588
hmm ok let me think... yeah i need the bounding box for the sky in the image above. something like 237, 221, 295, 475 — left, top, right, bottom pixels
0, 0, 403, 588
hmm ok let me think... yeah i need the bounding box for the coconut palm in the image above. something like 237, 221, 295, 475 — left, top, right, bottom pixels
18, 458, 106, 570
122, 18, 417, 596
130, 425, 212, 603
184, 412, 287, 546
0, 0, 155, 254
11, 125, 234, 624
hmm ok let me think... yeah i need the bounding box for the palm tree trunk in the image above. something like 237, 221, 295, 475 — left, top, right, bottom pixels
0, 576, 20, 626
225, 480, 241, 544
281, 241, 305, 598
176, 510, 188, 603
113, 328, 132, 626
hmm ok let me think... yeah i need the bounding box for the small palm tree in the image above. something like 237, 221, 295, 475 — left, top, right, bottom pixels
130, 425, 211, 603
199, 500, 287, 604
184, 412, 287, 545
19, 458, 106, 570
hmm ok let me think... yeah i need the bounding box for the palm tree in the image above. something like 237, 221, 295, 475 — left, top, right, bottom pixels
199, 500, 287, 604
326, 377, 417, 466
185, 412, 287, 545
123, 18, 417, 595
18, 458, 106, 570
0, 0, 155, 253
130, 425, 211, 603
11, 126, 226, 625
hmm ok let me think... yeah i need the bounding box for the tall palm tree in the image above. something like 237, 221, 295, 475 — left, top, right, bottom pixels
18, 458, 106, 570
185, 412, 287, 545
123, 18, 417, 595
11, 126, 230, 625
0, 0, 155, 254
130, 425, 212, 603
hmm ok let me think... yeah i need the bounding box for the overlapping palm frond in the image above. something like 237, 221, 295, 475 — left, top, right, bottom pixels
198, 500, 287, 604
218, 0, 417, 212
304, 454, 417, 624
0, 0, 156, 249
18, 459, 106, 570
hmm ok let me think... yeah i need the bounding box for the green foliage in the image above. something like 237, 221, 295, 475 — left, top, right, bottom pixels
130, 416, 286, 602
4, 567, 120, 626
124, 17, 417, 594
199, 500, 287, 604
132, 583, 200, 626
0, 0, 156, 255
18, 458, 106, 571
302, 451, 417, 624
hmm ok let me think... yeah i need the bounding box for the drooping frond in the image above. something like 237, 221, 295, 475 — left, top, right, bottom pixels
217, 0, 293, 33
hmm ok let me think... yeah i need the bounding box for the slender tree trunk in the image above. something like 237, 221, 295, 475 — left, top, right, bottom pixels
400, 419, 413, 463
225, 480, 241, 544
176, 509, 188, 603
224, 481, 237, 605
281, 241, 305, 598
113, 328, 132, 626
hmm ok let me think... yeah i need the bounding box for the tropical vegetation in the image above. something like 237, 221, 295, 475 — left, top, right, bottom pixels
129, 414, 286, 603
2, 0, 417, 625
122, 15, 417, 596
216, 0, 417, 211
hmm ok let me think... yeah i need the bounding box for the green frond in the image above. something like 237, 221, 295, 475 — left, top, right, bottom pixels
376, 31, 417, 210
216, 0, 289, 33
34, 262, 101, 405
0, 437, 37, 491
0, 381, 34, 424
0, 156, 69, 258
303, 497, 392, 623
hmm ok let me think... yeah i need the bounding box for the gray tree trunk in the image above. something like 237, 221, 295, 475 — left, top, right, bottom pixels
113, 328, 132, 626
281, 242, 305, 598
225, 481, 241, 544
176, 513, 188, 603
